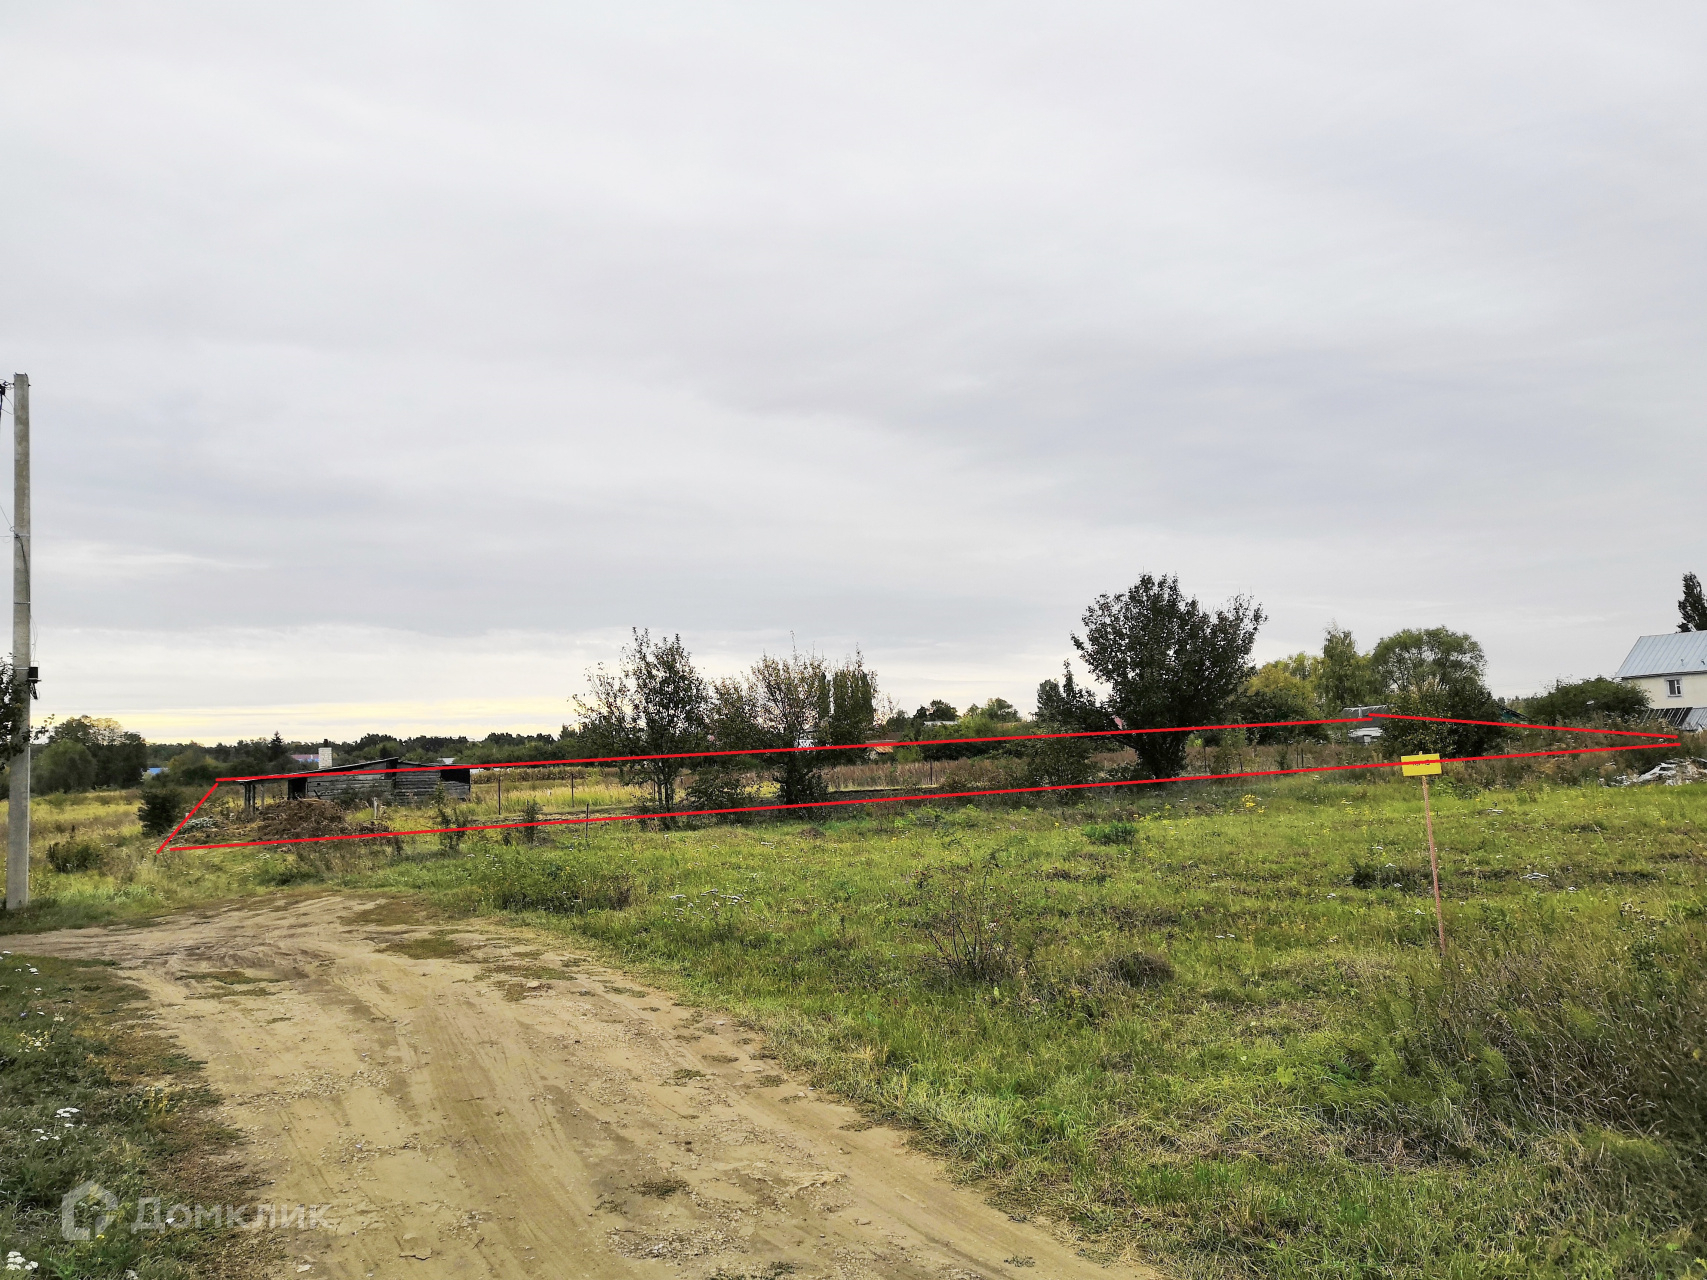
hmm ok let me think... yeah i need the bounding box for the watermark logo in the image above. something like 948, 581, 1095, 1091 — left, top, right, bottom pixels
130, 1199, 335, 1234
60, 1182, 119, 1242
56, 1184, 334, 1241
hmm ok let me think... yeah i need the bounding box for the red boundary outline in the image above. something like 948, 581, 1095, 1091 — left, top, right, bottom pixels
159, 714, 1680, 854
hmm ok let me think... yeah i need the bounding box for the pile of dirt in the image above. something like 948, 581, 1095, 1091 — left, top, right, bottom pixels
254, 798, 349, 842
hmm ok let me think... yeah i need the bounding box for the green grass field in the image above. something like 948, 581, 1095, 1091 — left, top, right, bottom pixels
4, 767, 1704, 1277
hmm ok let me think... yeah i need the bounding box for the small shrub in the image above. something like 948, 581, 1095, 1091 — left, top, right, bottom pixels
913, 859, 1016, 983
1083, 820, 1138, 846
136, 785, 184, 838
1350, 859, 1426, 892
515, 798, 543, 845
431, 786, 468, 852
685, 760, 754, 819
45, 838, 103, 874
1101, 950, 1173, 988
1019, 736, 1095, 792
473, 848, 634, 914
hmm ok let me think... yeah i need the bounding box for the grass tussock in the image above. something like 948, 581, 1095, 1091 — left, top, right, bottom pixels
1385, 920, 1707, 1150
459, 847, 635, 915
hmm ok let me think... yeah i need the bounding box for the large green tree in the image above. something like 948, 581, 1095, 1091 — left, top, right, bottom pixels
707, 648, 879, 806
1069, 574, 1266, 779
43, 716, 147, 789
1680, 571, 1707, 632
1236, 657, 1326, 743
1317, 625, 1380, 713
573, 629, 710, 812
33, 739, 95, 794
1370, 626, 1506, 758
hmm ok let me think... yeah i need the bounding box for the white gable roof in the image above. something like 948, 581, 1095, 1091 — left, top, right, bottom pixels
1616, 632, 1707, 679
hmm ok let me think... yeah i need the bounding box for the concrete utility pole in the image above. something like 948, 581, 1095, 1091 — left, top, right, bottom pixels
6, 374, 29, 911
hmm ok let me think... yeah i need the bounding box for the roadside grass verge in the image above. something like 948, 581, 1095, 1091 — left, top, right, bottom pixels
0, 951, 275, 1278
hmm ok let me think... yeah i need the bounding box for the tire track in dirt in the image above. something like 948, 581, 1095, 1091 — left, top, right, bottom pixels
24, 895, 1159, 1280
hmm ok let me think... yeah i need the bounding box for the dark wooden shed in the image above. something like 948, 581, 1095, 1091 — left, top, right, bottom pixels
244, 757, 473, 809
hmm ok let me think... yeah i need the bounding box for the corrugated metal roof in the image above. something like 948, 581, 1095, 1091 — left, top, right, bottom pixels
1615, 632, 1707, 678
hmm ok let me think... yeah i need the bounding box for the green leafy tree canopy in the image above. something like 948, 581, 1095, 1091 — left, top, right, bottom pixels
1369, 626, 1505, 758
33, 739, 96, 794
1524, 677, 1650, 724
1237, 659, 1325, 743
1370, 627, 1488, 694
573, 629, 710, 812
1069, 574, 1266, 779
1680, 571, 1707, 632
1318, 625, 1380, 712
708, 648, 879, 806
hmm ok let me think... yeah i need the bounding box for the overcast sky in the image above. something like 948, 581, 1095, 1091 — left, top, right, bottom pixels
4, 2, 1703, 741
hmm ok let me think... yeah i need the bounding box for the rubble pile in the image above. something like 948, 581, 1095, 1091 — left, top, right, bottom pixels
1606, 757, 1707, 787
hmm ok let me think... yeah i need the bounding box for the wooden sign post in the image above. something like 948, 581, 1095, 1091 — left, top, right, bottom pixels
1402, 753, 1447, 953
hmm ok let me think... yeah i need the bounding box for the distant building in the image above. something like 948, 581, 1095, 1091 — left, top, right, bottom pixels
243, 756, 472, 809
1342, 705, 1389, 744
1616, 633, 1707, 731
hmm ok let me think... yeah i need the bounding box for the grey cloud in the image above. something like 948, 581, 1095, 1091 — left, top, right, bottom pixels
3, 2, 1704, 733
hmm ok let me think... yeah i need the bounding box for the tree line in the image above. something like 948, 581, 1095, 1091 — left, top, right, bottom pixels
572, 632, 878, 813
573, 569, 1683, 809
36, 568, 1701, 803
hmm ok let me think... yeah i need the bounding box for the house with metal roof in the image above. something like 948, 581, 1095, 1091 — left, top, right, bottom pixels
1615, 633, 1707, 730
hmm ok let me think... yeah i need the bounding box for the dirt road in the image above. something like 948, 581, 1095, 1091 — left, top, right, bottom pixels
24, 896, 1154, 1280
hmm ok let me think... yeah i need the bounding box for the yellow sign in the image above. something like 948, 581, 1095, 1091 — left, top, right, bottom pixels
1401, 753, 1442, 777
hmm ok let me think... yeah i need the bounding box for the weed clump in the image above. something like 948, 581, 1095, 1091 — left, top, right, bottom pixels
1349, 859, 1425, 891
254, 854, 319, 886
1100, 950, 1173, 989
1382, 925, 1707, 1150
431, 786, 469, 852
1082, 820, 1139, 846
45, 838, 103, 874
913, 860, 1016, 983
470, 848, 634, 915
